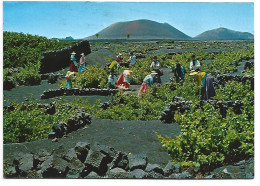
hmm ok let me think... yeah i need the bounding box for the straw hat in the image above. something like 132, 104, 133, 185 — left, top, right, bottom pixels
124, 70, 133, 75
81, 53, 85, 56
151, 71, 158, 75
65, 71, 75, 77
119, 53, 122, 56
189, 70, 198, 76
71, 51, 76, 55
127, 70, 133, 75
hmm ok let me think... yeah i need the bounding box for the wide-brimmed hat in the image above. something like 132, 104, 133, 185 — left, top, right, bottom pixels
81, 53, 85, 56
71, 51, 76, 55
119, 53, 122, 56
125, 70, 133, 75
151, 71, 158, 75
65, 71, 75, 77
189, 70, 198, 76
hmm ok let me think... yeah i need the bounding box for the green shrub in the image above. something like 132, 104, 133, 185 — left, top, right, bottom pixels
163, 47, 254, 74
3, 68, 16, 89
214, 80, 253, 102
3, 101, 78, 143
204, 48, 254, 74
13, 62, 41, 86
157, 102, 254, 172
3, 31, 73, 68
130, 58, 151, 84
3, 31, 74, 87
73, 65, 108, 88
244, 67, 254, 76
69, 78, 199, 121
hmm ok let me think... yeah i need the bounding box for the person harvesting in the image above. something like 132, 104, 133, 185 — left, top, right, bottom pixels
190, 54, 201, 71
78, 53, 86, 72
173, 63, 185, 83
107, 69, 117, 89
65, 71, 76, 89
137, 71, 158, 97
117, 69, 133, 90
70, 51, 78, 72
150, 56, 162, 84
190, 68, 216, 100
127, 52, 137, 66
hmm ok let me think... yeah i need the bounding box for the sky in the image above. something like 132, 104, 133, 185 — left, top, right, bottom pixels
3, 1, 254, 39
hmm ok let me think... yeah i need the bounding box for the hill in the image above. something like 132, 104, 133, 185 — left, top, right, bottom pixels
52, 36, 75, 41
194, 27, 254, 40
86, 19, 191, 40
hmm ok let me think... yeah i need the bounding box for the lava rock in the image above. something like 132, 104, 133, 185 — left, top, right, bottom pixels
147, 171, 165, 179
106, 168, 133, 179
64, 148, 78, 162
51, 145, 67, 159
163, 161, 175, 176
50, 122, 67, 138
66, 158, 85, 178
212, 166, 246, 179
48, 131, 56, 139
41, 156, 69, 178
173, 164, 181, 173
6, 105, 15, 112
34, 149, 51, 170
48, 73, 58, 84
67, 112, 91, 133
3, 77, 16, 90
131, 169, 148, 179
163, 162, 181, 176
13, 153, 34, 175
205, 174, 215, 179
93, 143, 117, 164
128, 154, 148, 171
98, 102, 110, 110
169, 172, 193, 179
110, 151, 129, 170
84, 149, 109, 176
160, 96, 191, 123
84, 171, 101, 179
40, 93, 47, 99
145, 163, 164, 175
46, 104, 56, 115
3, 160, 17, 178
74, 142, 90, 163
244, 159, 254, 179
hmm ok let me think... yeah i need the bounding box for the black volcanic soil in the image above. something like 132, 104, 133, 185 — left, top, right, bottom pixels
4, 119, 180, 166
3, 67, 178, 167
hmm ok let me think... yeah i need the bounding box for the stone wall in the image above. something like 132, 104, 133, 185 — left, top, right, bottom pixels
40, 41, 91, 74
40, 88, 118, 99
3, 140, 254, 179
160, 96, 251, 123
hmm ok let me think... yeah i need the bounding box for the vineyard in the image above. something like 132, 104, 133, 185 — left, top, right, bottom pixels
3, 32, 75, 89
3, 32, 254, 178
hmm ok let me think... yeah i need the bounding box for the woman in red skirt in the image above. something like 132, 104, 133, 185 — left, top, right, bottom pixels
138, 71, 158, 97
117, 69, 133, 90
70, 51, 78, 72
